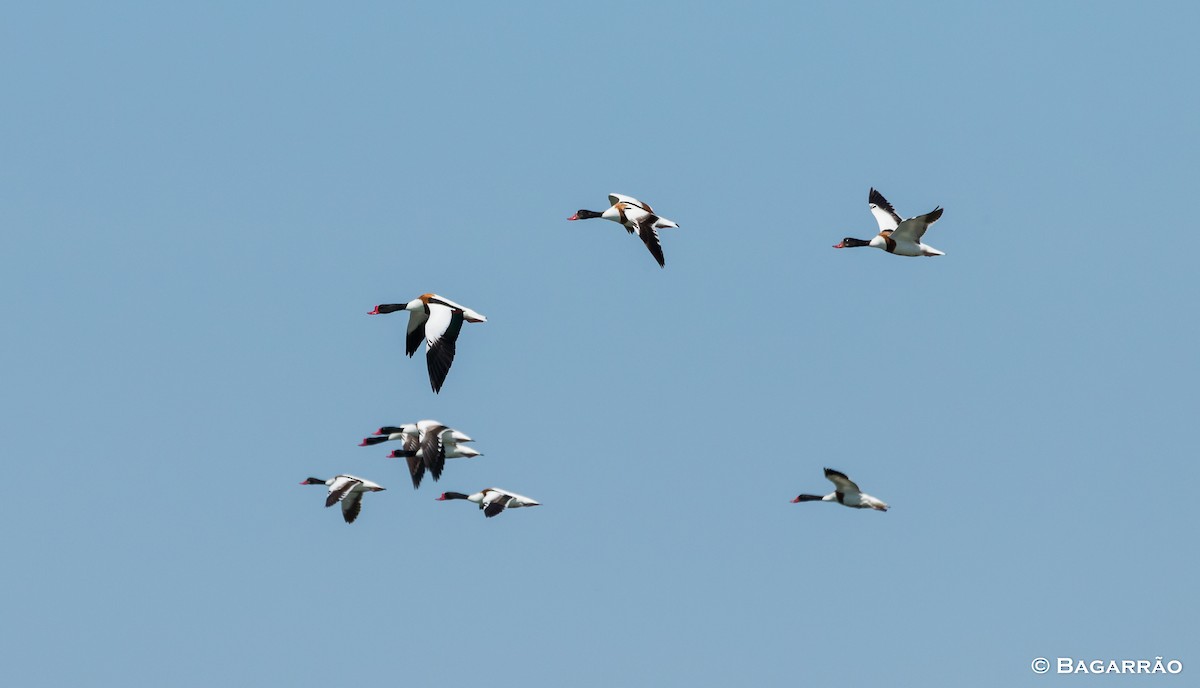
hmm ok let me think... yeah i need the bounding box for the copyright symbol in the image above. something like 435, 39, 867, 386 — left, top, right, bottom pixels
1031, 658, 1050, 674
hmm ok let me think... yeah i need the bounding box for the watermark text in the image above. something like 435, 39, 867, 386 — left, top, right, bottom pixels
1031, 657, 1183, 675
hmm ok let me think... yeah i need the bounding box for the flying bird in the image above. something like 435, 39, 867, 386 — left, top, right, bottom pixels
834, 188, 945, 257
360, 420, 480, 489
568, 193, 680, 267
435, 488, 540, 518
368, 293, 486, 393
791, 468, 889, 511
300, 475, 386, 523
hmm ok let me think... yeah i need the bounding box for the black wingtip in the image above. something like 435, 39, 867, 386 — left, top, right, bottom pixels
823, 467, 850, 481
868, 188, 897, 214
424, 323, 460, 395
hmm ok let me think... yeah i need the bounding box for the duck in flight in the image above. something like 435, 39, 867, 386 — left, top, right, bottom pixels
792, 468, 889, 511
834, 188, 945, 257
568, 193, 680, 268
300, 474, 386, 523
435, 488, 540, 518
368, 293, 486, 393
360, 420, 480, 489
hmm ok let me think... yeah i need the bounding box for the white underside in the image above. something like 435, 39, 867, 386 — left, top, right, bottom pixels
472, 488, 539, 507
869, 236, 943, 257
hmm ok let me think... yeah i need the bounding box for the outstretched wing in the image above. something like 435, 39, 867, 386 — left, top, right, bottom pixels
635, 221, 666, 268
889, 207, 943, 243
868, 188, 902, 232
608, 193, 653, 214
327, 476, 361, 507
823, 468, 862, 496
405, 309, 428, 358
406, 453, 426, 489
418, 424, 449, 480
483, 495, 513, 518
341, 492, 364, 523
423, 305, 465, 394
401, 433, 422, 484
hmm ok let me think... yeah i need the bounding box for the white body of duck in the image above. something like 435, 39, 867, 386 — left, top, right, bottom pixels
568, 193, 680, 268
834, 188, 945, 257
300, 474, 386, 523
792, 468, 888, 511
436, 487, 540, 518
368, 294, 486, 393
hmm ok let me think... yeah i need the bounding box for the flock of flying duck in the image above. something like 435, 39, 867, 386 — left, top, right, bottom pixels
303, 188, 944, 521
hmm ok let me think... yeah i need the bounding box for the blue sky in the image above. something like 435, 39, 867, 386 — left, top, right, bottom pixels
4, 2, 1198, 686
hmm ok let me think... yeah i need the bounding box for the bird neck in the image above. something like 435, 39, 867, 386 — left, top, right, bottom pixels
369, 304, 408, 314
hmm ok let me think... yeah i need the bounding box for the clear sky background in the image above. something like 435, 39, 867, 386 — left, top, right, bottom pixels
3, 2, 1198, 686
